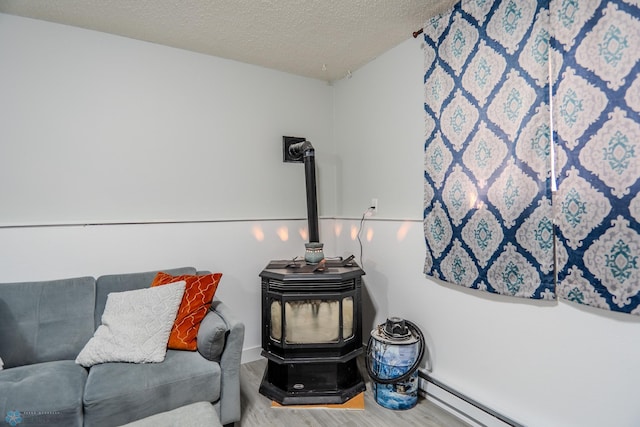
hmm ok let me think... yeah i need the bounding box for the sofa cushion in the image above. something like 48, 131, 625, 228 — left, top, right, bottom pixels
196, 306, 229, 361
76, 281, 186, 367
0, 360, 87, 427
83, 349, 221, 427
94, 267, 197, 328
0, 277, 95, 368
151, 272, 223, 350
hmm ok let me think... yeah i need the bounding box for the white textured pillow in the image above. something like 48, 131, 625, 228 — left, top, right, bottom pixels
75, 281, 186, 367
0, 357, 3, 371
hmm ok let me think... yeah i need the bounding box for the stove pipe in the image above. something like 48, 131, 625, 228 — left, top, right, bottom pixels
288, 140, 319, 243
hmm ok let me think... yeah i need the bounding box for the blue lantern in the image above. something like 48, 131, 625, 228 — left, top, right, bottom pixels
366, 317, 425, 410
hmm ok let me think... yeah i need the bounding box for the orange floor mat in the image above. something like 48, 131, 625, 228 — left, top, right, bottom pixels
271, 392, 365, 410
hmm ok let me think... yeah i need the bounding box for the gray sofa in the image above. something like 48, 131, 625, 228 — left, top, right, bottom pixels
0, 267, 244, 427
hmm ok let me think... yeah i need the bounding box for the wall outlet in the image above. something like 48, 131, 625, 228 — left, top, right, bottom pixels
370, 198, 378, 215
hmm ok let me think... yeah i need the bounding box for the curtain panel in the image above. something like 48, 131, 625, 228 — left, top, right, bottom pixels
552, 0, 640, 314
423, 0, 640, 315
423, 0, 555, 299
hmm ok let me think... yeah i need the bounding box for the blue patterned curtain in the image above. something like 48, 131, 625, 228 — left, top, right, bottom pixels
423, 0, 556, 299
423, 0, 640, 315
552, 0, 640, 314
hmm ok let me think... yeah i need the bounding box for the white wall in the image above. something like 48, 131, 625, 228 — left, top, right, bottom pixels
0, 13, 334, 226
0, 12, 340, 368
333, 38, 640, 427
3, 11, 640, 427
333, 37, 425, 219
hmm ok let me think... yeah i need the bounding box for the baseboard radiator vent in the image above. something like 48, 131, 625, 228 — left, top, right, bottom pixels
418, 371, 524, 427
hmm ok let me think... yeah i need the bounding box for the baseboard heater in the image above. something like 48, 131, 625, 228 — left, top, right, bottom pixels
418, 371, 524, 427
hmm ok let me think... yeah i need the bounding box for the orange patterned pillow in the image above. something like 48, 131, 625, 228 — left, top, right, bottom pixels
151, 271, 222, 351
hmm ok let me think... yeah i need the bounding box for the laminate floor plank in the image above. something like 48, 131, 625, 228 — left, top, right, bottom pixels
238, 358, 470, 427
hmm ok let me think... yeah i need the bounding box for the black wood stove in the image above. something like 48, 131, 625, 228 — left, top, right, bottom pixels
259, 259, 366, 405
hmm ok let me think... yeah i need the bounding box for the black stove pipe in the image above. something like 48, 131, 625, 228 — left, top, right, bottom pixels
288, 140, 319, 243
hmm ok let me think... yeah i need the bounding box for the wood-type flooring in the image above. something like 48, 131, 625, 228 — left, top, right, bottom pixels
238, 357, 470, 427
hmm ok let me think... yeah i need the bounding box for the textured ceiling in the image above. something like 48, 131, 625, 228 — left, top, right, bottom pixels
0, 0, 457, 81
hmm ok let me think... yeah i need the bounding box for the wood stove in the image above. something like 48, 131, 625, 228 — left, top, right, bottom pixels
259, 259, 366, 405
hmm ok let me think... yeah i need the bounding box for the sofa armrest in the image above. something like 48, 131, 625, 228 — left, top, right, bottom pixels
197, 299, 244, 425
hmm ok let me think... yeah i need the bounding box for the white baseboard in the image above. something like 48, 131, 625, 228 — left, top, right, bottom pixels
418, 371, 522, 427
241, 346, 263, 364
